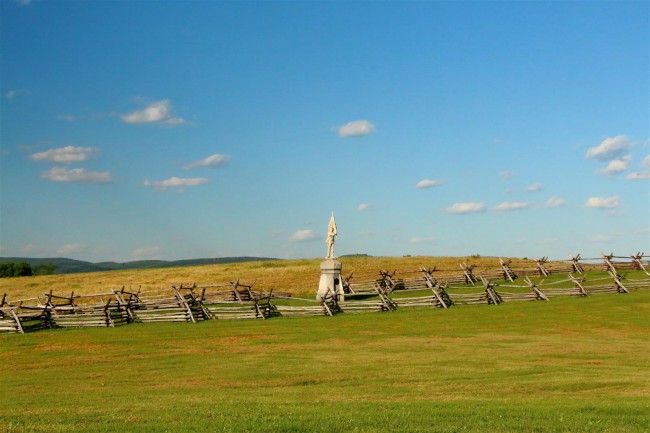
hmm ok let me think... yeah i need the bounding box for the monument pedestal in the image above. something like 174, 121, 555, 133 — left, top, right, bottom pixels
316, 258, 345, 301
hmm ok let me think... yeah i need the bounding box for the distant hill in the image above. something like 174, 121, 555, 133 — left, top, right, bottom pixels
0, 257, 278, 275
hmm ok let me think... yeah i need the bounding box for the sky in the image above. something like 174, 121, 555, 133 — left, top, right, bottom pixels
1, 0, 649, 263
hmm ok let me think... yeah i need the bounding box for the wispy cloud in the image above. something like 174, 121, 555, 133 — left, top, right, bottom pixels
444, 202, 487, 214
525, 182, 542, 192
31, 146, 99, 163
121, 100, 184, 125
494, 202, 530, 212
627, 171, 650, 180
132, 246, 162, 260
183, 153, 231, 169
544, 196, 567, 208
19, 243, 49, 256
56, 114, 75, 122
585, 135, 632, 161
356, 203, 371, 212
583, 196, 620, 209
591, 234, 613, 243
289, 229, 317, 242
633, 227, 650, 236
57, 243, 85, 255
599, 157, 631, 176
337, 120, 375, 138
408, 236, 434, 244
498, 170, 515, 180
41, 166, 113, 184
416, 178, 447, 189
5, 89, 29, 98
626, 155, 650, 179
144, 176, 208, 191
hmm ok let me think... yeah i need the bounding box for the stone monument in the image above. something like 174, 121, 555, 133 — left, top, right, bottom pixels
316, 213, 345, 301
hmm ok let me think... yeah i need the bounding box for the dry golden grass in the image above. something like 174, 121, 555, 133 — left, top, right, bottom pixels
0, 255, 535, 300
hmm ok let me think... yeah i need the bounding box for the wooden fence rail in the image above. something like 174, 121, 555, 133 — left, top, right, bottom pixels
2, 252, 649, 334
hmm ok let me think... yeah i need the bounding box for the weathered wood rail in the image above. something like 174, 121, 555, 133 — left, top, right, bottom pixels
0, 294, 24, 333
178, 281, 276, 320
129, 287, 196, 323
272, 290, 340, 317
2, 295, 51, 332
47, 291, 131, 328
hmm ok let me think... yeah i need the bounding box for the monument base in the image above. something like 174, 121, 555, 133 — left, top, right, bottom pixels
316, 258, 344, 301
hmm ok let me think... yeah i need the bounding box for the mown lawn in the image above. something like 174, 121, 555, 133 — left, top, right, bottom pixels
1, 290, 649, 433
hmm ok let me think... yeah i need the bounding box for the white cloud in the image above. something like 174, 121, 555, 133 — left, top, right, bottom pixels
591, 234, 612, 242
337, 120, 375, 138
31, 146, 99, 163
290, 229, 317, 242
183, 153, 231, 169
545, 197, 567, 208
57, 243, 85, 255
144, 176, 208, 191
5, 89, 29, 98
444, 202, 487, 214
585, 135, 633, 161
409, 236, 434, 244
356, 203, 371, 212
498, 170, 515, 180
416, 178, 447, 189
583, 196, 620, 209
41, 166, 113, 184
525, 182, 543, 192
627, 171, 650, 180
21, 244, 42, 255
626, 155, 650, 179
56, 114, 75, 122
132, 247, 162, 261
121, 100, 184, 125
599, 157, 631, 176
494, 202, 530, 212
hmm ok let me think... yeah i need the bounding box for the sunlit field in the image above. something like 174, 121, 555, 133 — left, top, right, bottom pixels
0, 256, 535, 300
1, 257, 649, 432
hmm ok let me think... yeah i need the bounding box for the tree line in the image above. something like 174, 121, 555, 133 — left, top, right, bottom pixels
0, 262, 57, 278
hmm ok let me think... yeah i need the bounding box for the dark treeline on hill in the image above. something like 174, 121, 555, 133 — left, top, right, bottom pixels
0, 257, 278, 276
0, 262, 34, 277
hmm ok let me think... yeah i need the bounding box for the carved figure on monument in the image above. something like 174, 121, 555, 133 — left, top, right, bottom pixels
326, 212, 337, 259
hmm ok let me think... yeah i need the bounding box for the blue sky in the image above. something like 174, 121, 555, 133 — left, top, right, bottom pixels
1, 0, 648, 262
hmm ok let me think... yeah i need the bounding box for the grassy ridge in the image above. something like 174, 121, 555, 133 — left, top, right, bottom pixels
0, 257, 278, 275
1, 291, 649, 432
0, 256, 535, 300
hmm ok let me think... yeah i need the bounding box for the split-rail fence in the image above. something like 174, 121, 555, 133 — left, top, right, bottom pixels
1, 252, 648, 334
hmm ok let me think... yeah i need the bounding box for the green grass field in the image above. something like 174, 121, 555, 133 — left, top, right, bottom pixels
2, 289, 649, 433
